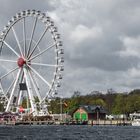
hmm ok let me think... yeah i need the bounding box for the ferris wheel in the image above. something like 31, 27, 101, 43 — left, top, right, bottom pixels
0, 10, 64, 116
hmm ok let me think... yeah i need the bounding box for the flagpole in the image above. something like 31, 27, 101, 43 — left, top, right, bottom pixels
58, 95, 68, 122
60, 97, 63, 121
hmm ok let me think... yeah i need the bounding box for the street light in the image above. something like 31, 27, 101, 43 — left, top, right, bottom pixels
60, 97, 63, 121
58, 95, 66, 122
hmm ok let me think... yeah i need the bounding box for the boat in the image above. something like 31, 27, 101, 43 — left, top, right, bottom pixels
130, 112, 140, 126
132, 119, 140, 126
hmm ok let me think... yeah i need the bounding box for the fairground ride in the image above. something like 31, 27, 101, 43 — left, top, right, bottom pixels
0, 10, 64, 116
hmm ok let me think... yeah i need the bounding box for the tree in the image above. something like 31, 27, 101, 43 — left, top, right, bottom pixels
72, 91, 81, 98
125, 95, 140, 113
104, 93, 116, 114
112, 94, 126, 114
0, 103, 4, 112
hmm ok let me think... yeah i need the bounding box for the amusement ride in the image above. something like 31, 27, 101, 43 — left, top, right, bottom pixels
0, 10, 64, 116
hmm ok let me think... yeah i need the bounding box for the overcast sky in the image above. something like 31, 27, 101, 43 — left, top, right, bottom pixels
0, 0, 140, 97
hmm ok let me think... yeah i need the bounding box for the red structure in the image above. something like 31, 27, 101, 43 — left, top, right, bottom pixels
17, 57, 26, 67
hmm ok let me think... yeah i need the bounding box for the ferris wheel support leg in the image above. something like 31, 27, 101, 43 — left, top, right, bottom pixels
5, 69, 21, 112
26, 91, 29, 113
23, 68, 37, 116
16, 90, 22, 112
16, 73, 24, 112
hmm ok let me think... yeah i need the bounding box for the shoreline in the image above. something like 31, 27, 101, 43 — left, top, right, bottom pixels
0, 120, 132, 126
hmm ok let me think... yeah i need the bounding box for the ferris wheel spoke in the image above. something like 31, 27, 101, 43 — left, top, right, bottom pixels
0, 44, 3, 56
29, 43, 57, 61
0, 67, 19, 80
31, 62, 59, 67
5, 76, 16, 96
27, 17, 37, 57
23, 17, 26, 57
41, 91, 52, 104
27, 64, 51, 88
28, 70, 42, 102
0, 59, 16, 63
28, 26, 49, 59
12, 27, 23, 57
0, 82, 8, 101
3, 41, 20, 57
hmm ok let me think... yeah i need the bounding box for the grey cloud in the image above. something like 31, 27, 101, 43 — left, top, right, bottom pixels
0, 0, 53, 30
66, 37, 140, 71
1, 0, 140, 97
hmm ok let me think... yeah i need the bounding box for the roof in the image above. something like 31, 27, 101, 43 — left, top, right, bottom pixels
76, 105, 107, 114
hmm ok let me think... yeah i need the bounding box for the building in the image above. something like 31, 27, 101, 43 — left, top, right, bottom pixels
73, 105, 107, 121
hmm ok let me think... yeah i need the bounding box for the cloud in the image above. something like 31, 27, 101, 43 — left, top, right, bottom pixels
70, 25, 103, 44
0, 0, 140, 97
120, 36, 140, 57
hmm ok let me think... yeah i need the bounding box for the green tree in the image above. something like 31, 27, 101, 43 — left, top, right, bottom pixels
125, 95, 140, 113
112, 94, 126, 114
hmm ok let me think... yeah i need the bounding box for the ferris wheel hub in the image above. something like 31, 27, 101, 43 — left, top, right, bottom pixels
17, 57, 26, 67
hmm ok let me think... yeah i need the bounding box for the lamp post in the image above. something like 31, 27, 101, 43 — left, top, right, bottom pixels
58, 96, 63, 122
60, 97, 63, 121
95, 107, 100, 124
58, 95, 67, 122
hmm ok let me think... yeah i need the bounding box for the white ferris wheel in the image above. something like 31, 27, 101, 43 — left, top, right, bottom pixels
0, 10, 64, 116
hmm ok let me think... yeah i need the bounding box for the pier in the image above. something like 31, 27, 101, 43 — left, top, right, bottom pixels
0, 119, 132, 126
89, 120, 131, 126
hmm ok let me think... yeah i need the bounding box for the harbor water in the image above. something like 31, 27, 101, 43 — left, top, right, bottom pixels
0, 125, 140, 140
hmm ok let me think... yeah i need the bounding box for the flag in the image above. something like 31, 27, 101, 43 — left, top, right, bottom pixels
63, 102, 68, 107
19, 106, 24, 113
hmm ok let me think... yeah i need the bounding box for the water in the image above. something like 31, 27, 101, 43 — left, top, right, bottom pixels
0, 125, 139, 140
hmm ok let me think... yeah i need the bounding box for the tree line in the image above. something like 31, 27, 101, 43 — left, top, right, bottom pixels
1, 89, 140, 116
48, 89, 140, 115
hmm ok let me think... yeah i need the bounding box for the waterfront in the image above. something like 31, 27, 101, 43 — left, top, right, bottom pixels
0, 125, 140, 140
